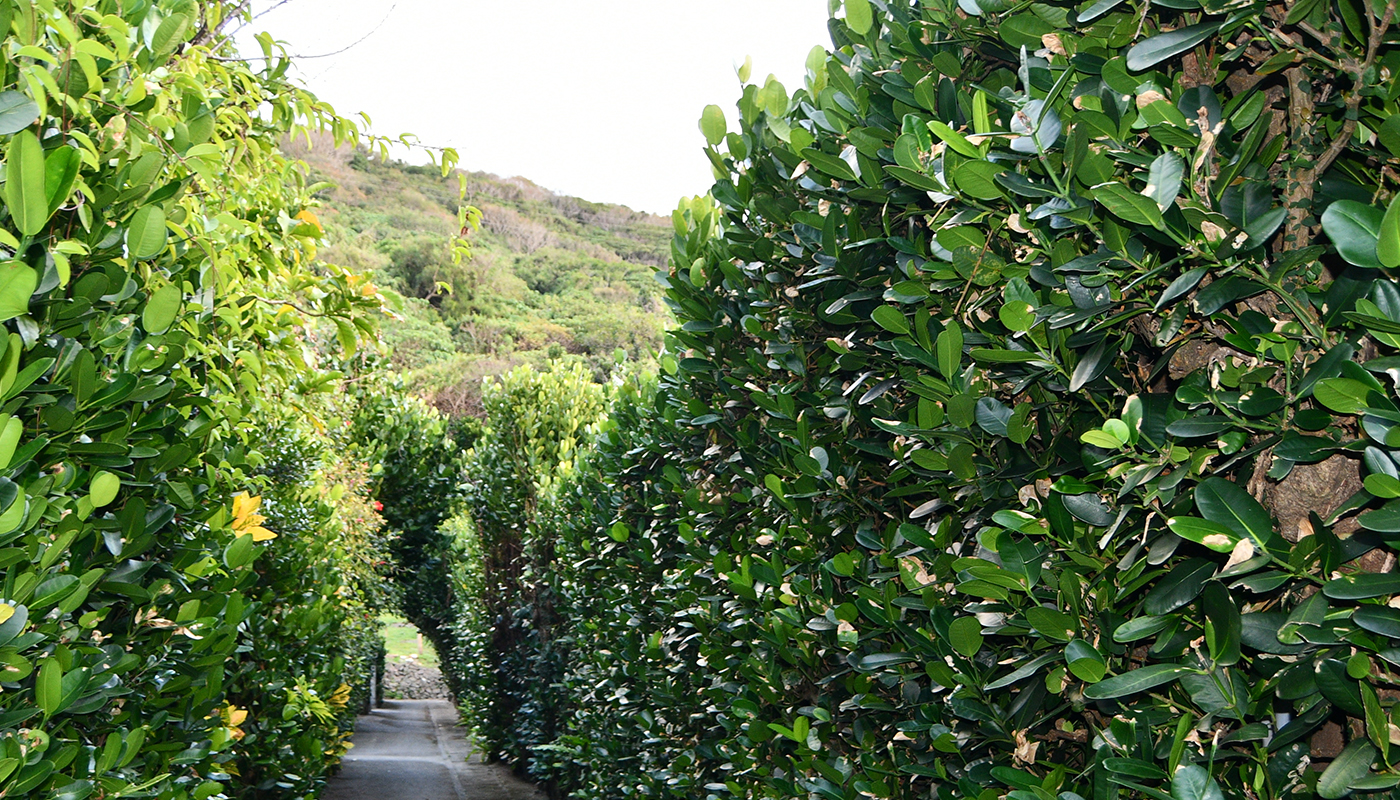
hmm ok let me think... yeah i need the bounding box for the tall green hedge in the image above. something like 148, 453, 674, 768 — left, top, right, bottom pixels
449, 1, 1400, 799
0, 2, 416, 798
450, 362, 609, 768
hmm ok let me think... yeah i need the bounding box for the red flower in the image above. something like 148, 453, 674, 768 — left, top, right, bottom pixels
373, 501, 383, 511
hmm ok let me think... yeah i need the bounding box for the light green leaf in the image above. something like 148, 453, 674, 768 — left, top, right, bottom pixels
1080, 430, 1124, 449
1171, 764, 1224, 800
4, 130, 49, 236
872, 305, 910, 334
699, 105, 726, 146
0, 91, 38, 135
89, 471, 120, 508
0, 263, 35, 323
126, 206, 168, 260
142, 284, 182, 334
1093, 182, 1165, 229
1142, 152, 1184, 212
937, 322, 962, 379
845, 0, 873, 34
1379, 192, 1400, 268
927, 120, 979, 158
1166, 516, 1239, 552
0, 416, 21, 470
998, 301, 1034, 332
949, 615, 983, 656
150, 13, 189, 56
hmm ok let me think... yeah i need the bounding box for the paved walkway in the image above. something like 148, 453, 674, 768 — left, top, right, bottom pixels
323, 700, 545, 800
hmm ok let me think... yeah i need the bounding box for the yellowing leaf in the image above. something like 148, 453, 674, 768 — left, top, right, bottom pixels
0, 603, 13, 625
231, 492, 277, 541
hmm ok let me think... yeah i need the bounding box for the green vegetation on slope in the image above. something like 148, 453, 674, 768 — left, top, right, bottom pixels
284, 135, 672, 415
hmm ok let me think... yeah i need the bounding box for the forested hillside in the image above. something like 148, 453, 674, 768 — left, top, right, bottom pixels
283, 135, 672, 416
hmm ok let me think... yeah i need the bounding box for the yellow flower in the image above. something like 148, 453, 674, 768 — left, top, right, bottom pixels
231, 493, 277, 541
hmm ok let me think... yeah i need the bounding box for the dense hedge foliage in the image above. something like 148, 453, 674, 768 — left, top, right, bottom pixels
448, 362, 609, 768
0, 2, 420, 798
347, 383, 475, 695
447, 2, 1400, 800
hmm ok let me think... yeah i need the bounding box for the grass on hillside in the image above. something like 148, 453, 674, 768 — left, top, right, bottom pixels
380, 614, 440, 669
283, 133, 673, 419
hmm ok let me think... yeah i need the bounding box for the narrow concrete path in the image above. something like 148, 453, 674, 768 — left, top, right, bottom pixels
323, 700, 545, 800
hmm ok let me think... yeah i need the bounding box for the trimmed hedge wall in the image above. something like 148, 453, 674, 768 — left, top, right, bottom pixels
0, 2, 417, 798
448, 2, 1400, 800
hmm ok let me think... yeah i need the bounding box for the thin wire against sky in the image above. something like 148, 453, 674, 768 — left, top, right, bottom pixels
237, 1, 833, 215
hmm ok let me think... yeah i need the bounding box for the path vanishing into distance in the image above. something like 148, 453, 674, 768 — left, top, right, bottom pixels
323, 700, 544, 800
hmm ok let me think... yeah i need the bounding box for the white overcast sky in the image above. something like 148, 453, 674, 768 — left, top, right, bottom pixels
235, 1, 833, 215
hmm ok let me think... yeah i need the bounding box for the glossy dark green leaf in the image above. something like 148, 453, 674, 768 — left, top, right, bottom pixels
1063, 492, 1115, 526
975, 397, 1012, 436
1201, 582, 1241, 666
1070, 339, 1111, 392
1093, 182, 1164, 228
1358, 500, 1400, 532
1314, 378, 1373, 415
1144, 558, 1215, 615
1171, 764, 1224, 800
1026, 606, 1078, 641
1316, 658, 1366, 717
1324, 571, 1400, 599
1143, 153, 1184, 212
1083, 664, 1193, 700
1113, 615, 1173, 642
1076, 0, 1125, 21
1195, 478, 1278, 552
872, 305, 910, 334
36, 657, 61, 716
44, 145, 79, 216
1125, 23, 1224, 71
1317, 739, 1376, 799
985, 652, 1060, 689
1165, 417, 1232, 437
1322, 200, 1384, 269
1156, 267, 1207, 311
1065, 638, 1106, 682
937, 322, 962, 379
